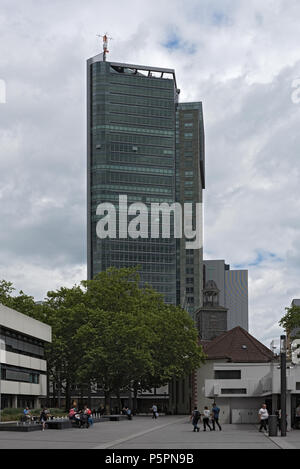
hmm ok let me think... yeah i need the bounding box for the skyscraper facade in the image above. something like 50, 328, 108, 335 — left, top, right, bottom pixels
176, 103, 205, 317
87, 52, 205, 307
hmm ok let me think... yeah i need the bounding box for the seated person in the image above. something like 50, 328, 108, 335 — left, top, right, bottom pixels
23, 407, 32, 421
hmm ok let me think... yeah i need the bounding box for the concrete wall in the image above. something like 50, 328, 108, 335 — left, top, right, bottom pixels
0, 303, 51, 342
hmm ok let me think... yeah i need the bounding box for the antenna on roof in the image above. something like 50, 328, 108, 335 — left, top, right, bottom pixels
96, 33, 113, 61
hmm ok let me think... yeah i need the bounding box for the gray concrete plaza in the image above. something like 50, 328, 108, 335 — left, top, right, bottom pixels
0, 416, 299, 449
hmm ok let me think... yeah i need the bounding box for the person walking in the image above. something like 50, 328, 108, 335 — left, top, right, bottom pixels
211, 403, 222, 431
190, 407, 201, 432
202, 407, 212, 431
258, 403, 269, 433
151, 404, 158, 419
40, 407, 49, 431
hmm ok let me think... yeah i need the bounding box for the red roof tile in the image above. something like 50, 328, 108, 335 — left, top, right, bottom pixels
201, 327, 274, 363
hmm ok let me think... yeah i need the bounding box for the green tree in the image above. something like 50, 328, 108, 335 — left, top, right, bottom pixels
0, 280, 36, 316
77, 268, 205, 410
279, 304, 300, 338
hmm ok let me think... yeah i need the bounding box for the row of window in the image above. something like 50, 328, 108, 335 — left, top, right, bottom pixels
107, 103, 174, 119
107, 153, 174, 168
106, 132, 173, 148
99, 84, 174, 99
108, 93, 175, 110
107, 113, 174, 129
91, 193, 174, 204
1, 365, 42, 384
92, 241, 175, 254
91, 184, 172, 195
0, 329, 44, 359
91, 171, 172, 187
91, 164, 174, 176
99, 253, 176, 263
92, 124, 174, 137
108, 142, 174, 157
109, 74, 174, 89
93, 260, 176, 274
95, 236, 176, 246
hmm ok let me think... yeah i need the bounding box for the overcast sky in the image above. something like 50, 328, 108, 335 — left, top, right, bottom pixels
1, 0, 300, 346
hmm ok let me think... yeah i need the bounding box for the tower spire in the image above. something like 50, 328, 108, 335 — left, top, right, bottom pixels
97, 33, 113, 61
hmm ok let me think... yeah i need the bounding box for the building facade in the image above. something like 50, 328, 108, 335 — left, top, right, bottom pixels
87, 54, 179, 304
176, 103, 205, 317
195, 326, 300, 428
87, 53, 205, 308
0, 303, 52, 409
203, 260, 248, 330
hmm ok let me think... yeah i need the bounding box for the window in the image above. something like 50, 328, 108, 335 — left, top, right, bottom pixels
214, 370, 241, 380
1, 365, 41, 384
186, 277, 194, 284
221, 389, 247, 395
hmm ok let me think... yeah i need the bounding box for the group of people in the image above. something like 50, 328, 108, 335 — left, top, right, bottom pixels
190, 403, 287, 434
68, 404, 93, 428
190, 403, 222, 432
23, 406, 50, 431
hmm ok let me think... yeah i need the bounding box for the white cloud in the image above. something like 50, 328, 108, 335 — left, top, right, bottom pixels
0, 0, 300, 344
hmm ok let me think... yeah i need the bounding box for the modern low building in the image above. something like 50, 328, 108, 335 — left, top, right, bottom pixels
0, 303, 52, 409
195, 327, 300, 428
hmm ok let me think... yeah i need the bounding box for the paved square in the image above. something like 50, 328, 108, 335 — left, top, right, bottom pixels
0, 416, 299, 449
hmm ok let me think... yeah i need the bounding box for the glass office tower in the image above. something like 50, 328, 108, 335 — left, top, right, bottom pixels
87, 53, 179, 303
176, 103, 205, 317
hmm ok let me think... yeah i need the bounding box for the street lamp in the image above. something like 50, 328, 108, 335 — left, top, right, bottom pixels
280, 335, 287, 437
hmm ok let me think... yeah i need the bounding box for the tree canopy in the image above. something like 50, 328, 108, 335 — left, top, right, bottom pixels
279, 304, 300, 337
0, 268, 206, 410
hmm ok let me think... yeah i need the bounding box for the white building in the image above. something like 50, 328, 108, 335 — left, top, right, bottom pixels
0, 303, 52, 409
196, 327, 300, 428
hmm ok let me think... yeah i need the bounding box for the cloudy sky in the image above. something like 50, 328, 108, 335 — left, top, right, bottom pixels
0, 0, 300, 346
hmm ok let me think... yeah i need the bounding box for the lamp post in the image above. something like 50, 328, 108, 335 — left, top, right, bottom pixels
280, 335, 287, 437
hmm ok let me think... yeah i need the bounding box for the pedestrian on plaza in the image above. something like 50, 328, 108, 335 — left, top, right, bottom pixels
258, 403, 269, 433
277, 409, 288, 432
84, 405, 93, 427
40, 407, 49, 431
151, 404, 158, 419
211, 403, 222, 431
202, 406, 212, 431
190, 407, 201, 432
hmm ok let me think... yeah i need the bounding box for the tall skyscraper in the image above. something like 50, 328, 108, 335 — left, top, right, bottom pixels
176, 103, 205, 316
87, 50, 205, 307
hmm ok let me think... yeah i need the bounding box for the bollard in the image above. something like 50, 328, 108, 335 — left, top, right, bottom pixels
268, 415, 278, 437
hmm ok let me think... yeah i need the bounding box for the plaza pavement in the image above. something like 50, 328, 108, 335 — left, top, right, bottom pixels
0, 415, 299, 449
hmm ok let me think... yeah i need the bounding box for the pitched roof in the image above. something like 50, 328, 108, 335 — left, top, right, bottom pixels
200, 327, 274, 363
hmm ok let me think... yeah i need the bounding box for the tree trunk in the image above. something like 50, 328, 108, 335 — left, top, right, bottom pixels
133, 386, 138, 413
88, 383, 92, 409
104, 390, 111, 415
65, 379, 71, 412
